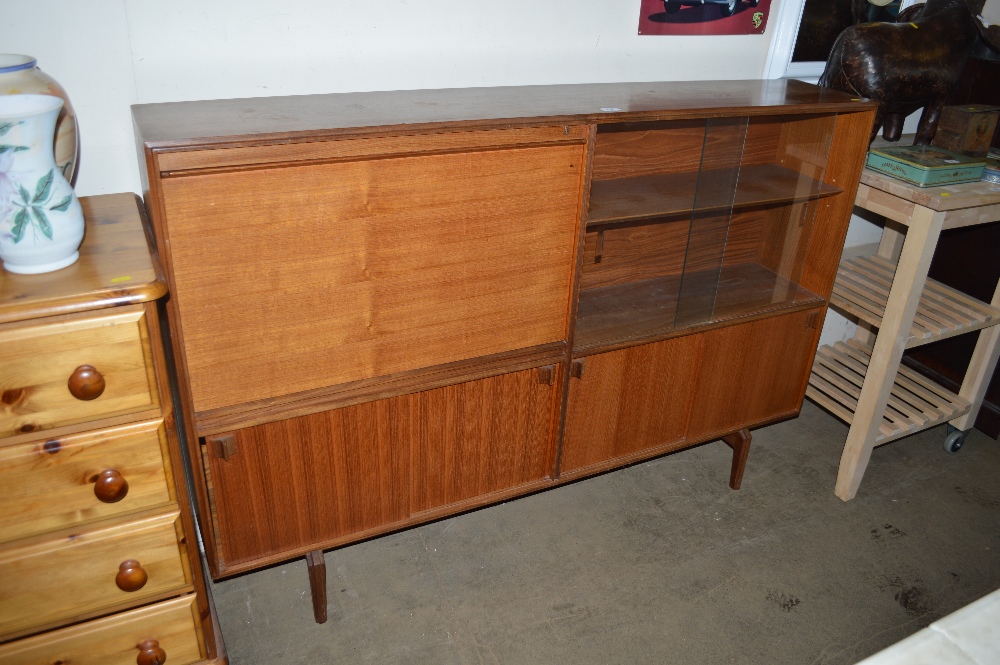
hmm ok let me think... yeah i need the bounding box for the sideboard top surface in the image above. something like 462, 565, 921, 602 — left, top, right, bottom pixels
132, 79, 874, 149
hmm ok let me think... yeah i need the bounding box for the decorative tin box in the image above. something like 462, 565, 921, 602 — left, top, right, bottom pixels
866, 145, 986, 187
931, 104, 999, 158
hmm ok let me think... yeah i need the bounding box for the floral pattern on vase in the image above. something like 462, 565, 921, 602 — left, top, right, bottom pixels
0, 95, 84, 274
0, 54, 79, 186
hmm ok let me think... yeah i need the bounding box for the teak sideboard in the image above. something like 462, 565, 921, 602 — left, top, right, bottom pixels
133, 80, 876, 621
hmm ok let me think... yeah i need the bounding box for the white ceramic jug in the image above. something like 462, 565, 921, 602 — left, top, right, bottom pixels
0, 94, 84, 274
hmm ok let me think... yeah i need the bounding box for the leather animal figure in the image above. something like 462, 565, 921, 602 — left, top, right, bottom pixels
819, 0, 980, 144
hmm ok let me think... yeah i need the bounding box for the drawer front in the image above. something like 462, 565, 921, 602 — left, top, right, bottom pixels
0, 420, 173, 544
161, 141, 586, 411
0, 594, 204, 665
0, 308, 158, 439
0, 509, 189, 638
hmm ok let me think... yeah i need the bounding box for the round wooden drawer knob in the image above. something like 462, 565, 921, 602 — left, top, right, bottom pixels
94, 469, 129, 503
68, 365, 105, 400
116, 560, 148, 592
136, 639, 167, 665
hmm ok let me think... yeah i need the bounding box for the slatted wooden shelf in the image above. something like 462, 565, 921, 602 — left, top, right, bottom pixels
806, 339, 971, 446
831, 255, 1000, 348
586, 163, 841, 230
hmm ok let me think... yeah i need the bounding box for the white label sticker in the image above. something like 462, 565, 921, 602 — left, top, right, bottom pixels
944, 159, 961, 163
600, 107, 623, 112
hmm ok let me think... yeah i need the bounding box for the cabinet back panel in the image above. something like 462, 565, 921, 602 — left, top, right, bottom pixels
580, 222, 690, 290
580, 210, 767, 291
742, 118, 783, 166
755, 200, 817, 282
592, 121, 706, 180
592, 116, 816, 181
743, 114, 836, 174
161, 145, 584, 412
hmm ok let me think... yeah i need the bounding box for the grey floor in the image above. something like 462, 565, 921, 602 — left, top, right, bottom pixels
212, 401, 1000, 664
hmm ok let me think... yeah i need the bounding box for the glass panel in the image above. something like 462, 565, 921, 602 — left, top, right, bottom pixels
674, 116, 748, 329
735, 113, 836, 306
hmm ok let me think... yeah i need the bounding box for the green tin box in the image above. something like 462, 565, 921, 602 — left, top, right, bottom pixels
866, 145, 985, 187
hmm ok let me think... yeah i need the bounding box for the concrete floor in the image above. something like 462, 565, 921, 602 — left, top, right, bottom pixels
212, 401, 1000, 664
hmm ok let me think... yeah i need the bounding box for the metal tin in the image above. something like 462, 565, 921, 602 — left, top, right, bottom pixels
866, 145, 985, 187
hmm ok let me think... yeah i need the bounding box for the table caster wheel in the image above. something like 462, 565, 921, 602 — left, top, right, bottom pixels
943, 424, 966, 454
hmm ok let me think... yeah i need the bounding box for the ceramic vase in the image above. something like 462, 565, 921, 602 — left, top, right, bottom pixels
0, 94, 84, 274
0, 54, 79, 186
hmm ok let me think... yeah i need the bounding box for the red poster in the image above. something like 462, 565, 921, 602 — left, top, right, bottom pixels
638, 0, 772, 35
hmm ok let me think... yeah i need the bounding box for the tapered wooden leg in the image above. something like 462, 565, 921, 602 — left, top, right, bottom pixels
306, 549, 327, 624
722, 429, 751, 490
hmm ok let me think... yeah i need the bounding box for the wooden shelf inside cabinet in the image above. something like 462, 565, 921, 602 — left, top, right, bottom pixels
831, 255, 1000, 348
586, 164, 841, 230
807, 339, 971, 446
574, 262, 823, 355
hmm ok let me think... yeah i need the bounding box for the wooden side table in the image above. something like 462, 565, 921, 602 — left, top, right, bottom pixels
807, 169, 1000, 501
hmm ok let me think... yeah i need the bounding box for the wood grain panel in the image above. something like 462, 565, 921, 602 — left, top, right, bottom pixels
158, 125, 588, 172
561, 335, 703, 473
742, 116, 783, 166
205, 399, 411, 568
0, 420, 173, 544
798, 110, 877, 299
0, 509, 189, 638
575, 263, 822, 355
132, 80, 872, 150
592, 121, 706, 179
722, 210, 768, 267
0, 594, 204, 665
206, 367, 559, 568
410, 367, 560, 513
686, 308, 822, 440
579, 210, 767, 291
775, 114, 838, 183
0, 307, 158, 438
755, 201, 816, 284
580, 222, 690, 290
194, 342, 565, 436
0, 194, 165, 325
162, 144, 584, 412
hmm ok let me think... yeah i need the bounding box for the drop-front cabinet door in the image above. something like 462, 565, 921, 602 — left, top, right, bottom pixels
204, 366, 562, 572
157, 130, 586, 414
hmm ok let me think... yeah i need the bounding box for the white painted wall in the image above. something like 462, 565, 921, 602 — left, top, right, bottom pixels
9, 0, 877, 349
6, 0, 782, 197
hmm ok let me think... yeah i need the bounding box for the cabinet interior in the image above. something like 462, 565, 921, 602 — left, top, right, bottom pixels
576, 113, 839, 355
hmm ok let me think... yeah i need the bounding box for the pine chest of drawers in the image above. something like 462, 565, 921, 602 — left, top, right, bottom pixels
0, 194, 225, 664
